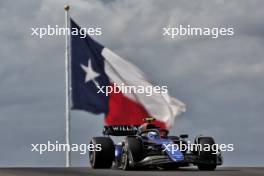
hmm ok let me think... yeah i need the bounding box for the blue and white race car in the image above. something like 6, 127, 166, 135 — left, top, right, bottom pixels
89, 118, 223, 170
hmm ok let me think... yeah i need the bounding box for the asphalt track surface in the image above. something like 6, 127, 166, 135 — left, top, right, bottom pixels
0, 167, 263, 176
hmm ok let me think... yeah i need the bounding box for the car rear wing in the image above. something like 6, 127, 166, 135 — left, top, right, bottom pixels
103, 125, 139, 136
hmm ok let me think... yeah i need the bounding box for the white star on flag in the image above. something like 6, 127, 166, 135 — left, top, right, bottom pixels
80, 59, 100, 87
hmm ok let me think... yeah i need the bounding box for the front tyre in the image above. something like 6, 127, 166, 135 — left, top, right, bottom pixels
197, 137, 217, 171
121, 137, 144, 170
197, 163, 216, 171
89, 137, 115, 169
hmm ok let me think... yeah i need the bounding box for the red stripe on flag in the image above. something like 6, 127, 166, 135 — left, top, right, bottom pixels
105, 85, 166, 128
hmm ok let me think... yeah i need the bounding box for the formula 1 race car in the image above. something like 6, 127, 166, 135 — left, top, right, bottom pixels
89, 118, 223, 170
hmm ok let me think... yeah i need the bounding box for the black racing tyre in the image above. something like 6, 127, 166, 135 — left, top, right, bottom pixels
121, 137, 144, 170
198, 163, 216, 171
89, 137, 115, 169
197, 137, 217, 171
126, 137, 144, 162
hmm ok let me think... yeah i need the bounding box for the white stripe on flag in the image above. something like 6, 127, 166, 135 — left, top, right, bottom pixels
102, 48, 186, 127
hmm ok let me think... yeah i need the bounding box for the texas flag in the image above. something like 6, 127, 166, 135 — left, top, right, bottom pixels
70, 19, 185, 128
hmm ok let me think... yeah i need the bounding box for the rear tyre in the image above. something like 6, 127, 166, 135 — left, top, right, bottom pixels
89, 137, 115, 169
197, 137, 217, 171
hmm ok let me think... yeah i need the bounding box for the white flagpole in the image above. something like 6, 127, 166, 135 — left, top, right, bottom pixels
64, 4, 71, 167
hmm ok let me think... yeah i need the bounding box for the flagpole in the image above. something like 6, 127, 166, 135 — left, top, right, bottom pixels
64, 4, 71, 167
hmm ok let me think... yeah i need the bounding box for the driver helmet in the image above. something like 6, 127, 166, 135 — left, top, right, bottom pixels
147, 131, 159, 139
